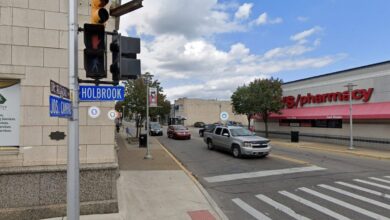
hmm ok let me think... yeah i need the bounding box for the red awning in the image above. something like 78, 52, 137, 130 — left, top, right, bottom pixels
269, 102, 390, 120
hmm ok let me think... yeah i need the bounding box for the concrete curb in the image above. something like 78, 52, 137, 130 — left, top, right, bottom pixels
155, 138, 229, 220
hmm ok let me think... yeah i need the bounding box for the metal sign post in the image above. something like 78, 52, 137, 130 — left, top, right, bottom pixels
68, 0, 80, 219
144, 79, 152, 159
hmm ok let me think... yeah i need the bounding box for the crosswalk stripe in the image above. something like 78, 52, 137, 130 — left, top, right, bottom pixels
370, 177, 390, 184
319, 184, 390, 210
256, 194, 311, 220
335, 181, 390, 199
279, 191, 351, 220
204, 166, 326, 183
354, 179, 390, 190
299, 187, 390, 220
232, 198, 272, 220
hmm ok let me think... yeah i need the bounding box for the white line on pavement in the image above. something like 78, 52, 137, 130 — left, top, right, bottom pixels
256, 194, 311, 220
279, 191, 350, 220
299, 187, 390, 220
354, 179, 390, 190
232, 198, 272, 220
384, 176, 390, 179
204, 166, 326, 183
370, 177, 390, 184
335, 181, 390, 199
319, 184, 390, 209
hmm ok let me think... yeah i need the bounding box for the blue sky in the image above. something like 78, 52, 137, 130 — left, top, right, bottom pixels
119, 0, 390, 101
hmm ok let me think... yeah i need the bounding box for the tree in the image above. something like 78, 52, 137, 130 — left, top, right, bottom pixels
248, 77, 283, 138
123, 72, 171, 137
231, 85, 254, 129
231, 77, 283, 138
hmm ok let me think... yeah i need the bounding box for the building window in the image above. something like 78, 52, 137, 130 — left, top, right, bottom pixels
279, 119, 342, 128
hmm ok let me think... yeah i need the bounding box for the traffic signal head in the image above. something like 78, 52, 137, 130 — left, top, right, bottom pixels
91, 0, 109, 24
83, 24, 107, 79
110, 34, 141, 82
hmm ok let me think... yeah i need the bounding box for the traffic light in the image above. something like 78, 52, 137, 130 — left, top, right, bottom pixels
83, 23, 107, 80
91, 0, 109, 24
110, 33, 141, 83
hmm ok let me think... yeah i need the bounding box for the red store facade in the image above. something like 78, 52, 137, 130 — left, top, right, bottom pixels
254, 61, 390, 149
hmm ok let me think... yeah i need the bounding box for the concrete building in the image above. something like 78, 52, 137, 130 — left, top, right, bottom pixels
173, 98, 247, 126
254, 61, 390, 149
0, 1, 118, 219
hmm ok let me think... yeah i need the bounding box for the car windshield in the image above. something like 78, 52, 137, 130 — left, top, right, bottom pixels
174, 125, 187, 130
230, 128, 254, 136
151, 124, 161, 129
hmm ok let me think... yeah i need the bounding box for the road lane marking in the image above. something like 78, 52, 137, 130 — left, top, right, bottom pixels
299, 187, 390, 220
204, 166, 326, 183
335, 181, 390, 199
369, 177, 390, 184
319, 184, 390, 209
271, 154, 310, 165
354, 179, 390, 190
384, 176, 390, 179
232, 198, 272, 220
256, 194, 311, 220
279, 191, 350, 220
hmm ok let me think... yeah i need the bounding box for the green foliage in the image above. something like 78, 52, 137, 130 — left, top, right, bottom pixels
122, 72, 171, 132
231, 77, 283, 137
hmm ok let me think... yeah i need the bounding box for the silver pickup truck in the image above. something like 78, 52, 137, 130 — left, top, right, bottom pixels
203, 126, 271, 158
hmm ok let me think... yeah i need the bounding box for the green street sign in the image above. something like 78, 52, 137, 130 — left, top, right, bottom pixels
0, 94, 6, 104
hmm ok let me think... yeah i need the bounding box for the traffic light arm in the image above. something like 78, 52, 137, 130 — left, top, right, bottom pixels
110, 0, 143, 17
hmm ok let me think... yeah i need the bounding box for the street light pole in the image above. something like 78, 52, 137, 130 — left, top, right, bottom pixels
144, 78, 152, 159
345, 83, 357, 150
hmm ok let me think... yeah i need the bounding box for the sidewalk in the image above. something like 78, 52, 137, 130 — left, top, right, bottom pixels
270, 138, 390, 160
44, 122, 226, 220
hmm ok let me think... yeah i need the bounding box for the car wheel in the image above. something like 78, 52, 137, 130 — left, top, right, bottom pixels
232, 146, 241, 158
207, 140, 214, 150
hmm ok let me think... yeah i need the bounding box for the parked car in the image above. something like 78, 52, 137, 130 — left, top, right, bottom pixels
194, 122, 206, 128
203, 126, 271, 158
149, 122, 163, 136
167, 125, 191, 140
199, 123, 219, 137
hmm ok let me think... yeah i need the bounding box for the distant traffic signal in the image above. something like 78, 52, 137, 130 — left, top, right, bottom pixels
83, 24, 107, 80
91, 0, 109, 24
110, 33, 141, 83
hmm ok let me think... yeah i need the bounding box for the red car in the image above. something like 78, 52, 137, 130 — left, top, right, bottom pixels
167, 125, 191, 140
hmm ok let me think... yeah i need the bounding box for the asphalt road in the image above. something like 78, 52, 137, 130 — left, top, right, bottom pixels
157, 127, 390, 220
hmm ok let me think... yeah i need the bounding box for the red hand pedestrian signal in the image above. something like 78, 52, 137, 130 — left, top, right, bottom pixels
92, 35, 101, 49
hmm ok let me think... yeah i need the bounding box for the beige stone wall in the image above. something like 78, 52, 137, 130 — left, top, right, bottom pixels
174, 98, 247, 126
0, 0, 117, 167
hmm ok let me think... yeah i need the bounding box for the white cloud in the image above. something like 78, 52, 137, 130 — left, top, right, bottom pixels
118, 1, 343, 101
252, 12, 283, 26
290, 26, 323, 43
119, 0, 245, 38
234, 3, 253, 20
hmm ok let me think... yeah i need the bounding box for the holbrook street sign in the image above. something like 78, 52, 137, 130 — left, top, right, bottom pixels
79, 85, 125, 101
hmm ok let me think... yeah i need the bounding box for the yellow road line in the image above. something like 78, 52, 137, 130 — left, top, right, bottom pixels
271, 153, 311, 165
155, 139, 199, 182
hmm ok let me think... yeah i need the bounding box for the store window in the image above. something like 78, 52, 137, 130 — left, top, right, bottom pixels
0, 79, 20, 150
279, 119, 342, 128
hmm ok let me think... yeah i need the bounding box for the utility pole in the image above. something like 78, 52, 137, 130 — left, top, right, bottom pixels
144, 78, 152, 159
345, 83, 356, 150
68, 0, 79, 219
